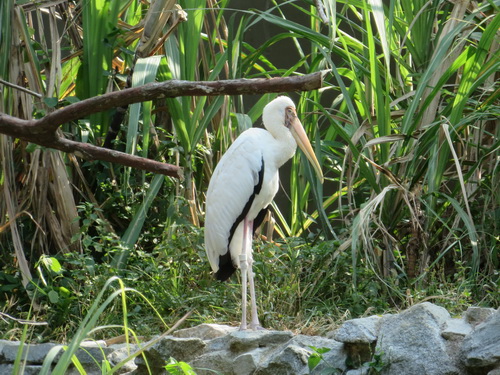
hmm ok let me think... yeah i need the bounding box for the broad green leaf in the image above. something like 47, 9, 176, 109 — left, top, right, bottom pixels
126, 55, 163, 156
48, 290, 59, 304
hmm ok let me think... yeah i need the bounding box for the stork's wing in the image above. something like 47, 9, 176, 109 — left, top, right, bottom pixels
204, 129, 266, 279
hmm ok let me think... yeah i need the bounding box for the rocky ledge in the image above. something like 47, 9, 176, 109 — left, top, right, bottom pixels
0, 302, 498, 374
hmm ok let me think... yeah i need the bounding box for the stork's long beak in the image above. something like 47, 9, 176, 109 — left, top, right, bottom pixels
287, 108, 324, 184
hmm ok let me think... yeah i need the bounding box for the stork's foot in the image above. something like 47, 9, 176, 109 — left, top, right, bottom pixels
250, 323, 265, 331
239, 323, 265, 331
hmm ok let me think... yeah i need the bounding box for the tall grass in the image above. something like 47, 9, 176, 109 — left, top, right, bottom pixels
257, 0, 499, 288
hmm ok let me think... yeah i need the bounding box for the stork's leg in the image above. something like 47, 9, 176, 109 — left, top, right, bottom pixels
238, 216, 252, 331
247, 251, 262, 330
239, 217, 262, 330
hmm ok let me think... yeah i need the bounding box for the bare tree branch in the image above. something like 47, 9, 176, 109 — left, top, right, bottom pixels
0, 72, 327, 177
55, 138, 184, 178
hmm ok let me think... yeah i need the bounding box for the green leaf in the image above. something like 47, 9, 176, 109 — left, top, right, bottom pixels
26, 142, 38, 153
48, 290, 59, 304
64, 96, 80, 104
165, 357, 197, 375
40, 256, 62, 274
49, 257, 62, 273
308, 352, 322, 370
43, 97, 59, 108
58, 286, 71, 298
307, 347, 331, 370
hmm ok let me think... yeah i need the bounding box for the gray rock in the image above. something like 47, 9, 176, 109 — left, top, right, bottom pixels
190, 350, 234, 375
331, 315, 381, 369
376, 302, 458, 375
205, 335, 231, 352
346, 364, 370, 375
2, 305, 500, 375
81, 340, 108, 347
0, 339, 113, 374
290, 334, 344, 350
189, 330, 321, 375
255, 344, 311, 375
54, 343, 114, 375
333, 315, 381, 344
232, 349, 266, 375
0, 364, 43, 374
173, 323, 237, 340
461, 310, 500, 369
73, 342, 114, 366
229, 330, 294, 352
442, 318, 473, 340
0, 340, 58, 363
176, 328, 346, 375
289, 334, 347, 373
135, 336, 206, 372
464, 306, 496, 326
107, 344, 139, 373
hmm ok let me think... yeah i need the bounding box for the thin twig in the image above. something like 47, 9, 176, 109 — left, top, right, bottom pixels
0, 311, 48, 326
314, 0, 329, 24
0, 78, 43, 98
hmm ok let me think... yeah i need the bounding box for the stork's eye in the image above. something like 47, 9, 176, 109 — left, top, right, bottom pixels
284, 107, 294, 128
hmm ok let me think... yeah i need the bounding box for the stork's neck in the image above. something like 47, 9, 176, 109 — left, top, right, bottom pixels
272, 128, 298, 168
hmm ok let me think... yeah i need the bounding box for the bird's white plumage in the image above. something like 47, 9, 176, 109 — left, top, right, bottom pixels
204, 96, 298, 274
204, 95, 322, 330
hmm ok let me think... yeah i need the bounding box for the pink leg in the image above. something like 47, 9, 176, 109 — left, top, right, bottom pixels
239, 217, 252, 330
239, 217, 262, 330
248, 252, 262, 330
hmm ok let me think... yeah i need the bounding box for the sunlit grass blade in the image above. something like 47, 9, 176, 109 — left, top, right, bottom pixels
60, 57, 81, 99
449, 13, 500, 126
362, 2, 390, 164
271, 201, 292, 239
295, 180, 364, 238
40, 277, 128, 374
438, 193, 480, 275
368, 0, 390, 73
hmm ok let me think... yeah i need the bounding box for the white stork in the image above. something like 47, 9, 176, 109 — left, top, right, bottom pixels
204, 96, 323, 330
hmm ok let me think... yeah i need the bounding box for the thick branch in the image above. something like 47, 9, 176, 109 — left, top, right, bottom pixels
54, 138, 183, 178
0, 113, 183, 177
0, 72, 326, 177
36, 72, 327, 132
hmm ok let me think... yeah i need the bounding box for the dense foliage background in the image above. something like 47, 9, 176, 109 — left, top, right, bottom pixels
0, 0, 498, 348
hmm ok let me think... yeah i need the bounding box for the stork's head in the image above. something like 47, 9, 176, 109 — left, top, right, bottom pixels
262, 96, 324, 183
